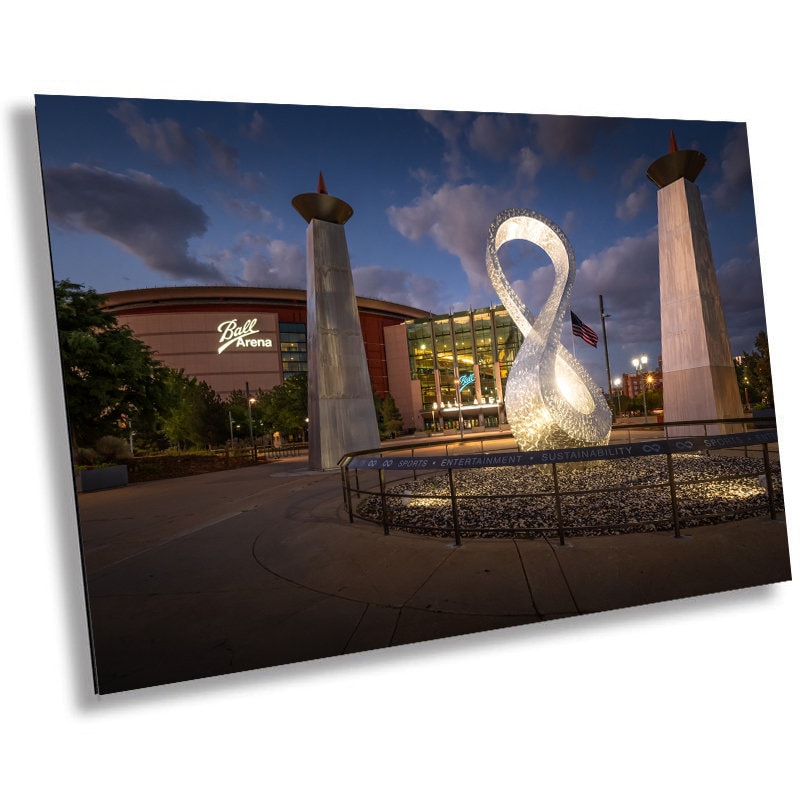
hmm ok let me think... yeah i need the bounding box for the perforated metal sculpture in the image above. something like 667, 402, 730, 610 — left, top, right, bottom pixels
486, 208, 612, 450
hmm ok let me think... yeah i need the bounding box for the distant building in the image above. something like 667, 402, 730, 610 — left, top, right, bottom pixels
621, 356, 663, 399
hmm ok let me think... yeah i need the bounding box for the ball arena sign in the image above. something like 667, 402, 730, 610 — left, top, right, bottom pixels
217, 318, 274, 354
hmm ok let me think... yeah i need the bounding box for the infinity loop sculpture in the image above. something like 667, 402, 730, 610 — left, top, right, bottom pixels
486, 208, 611, 450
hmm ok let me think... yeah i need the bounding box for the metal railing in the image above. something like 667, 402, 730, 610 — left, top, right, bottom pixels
339, 418, 780, 546
214, 441, 309, 462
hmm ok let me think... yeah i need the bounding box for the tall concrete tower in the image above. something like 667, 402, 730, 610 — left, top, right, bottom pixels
647, 133, 743, 434
292, 174, 381, 470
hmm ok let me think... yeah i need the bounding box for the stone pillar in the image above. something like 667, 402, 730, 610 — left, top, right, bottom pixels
648, 138, 743, 435
305, 219, 380, 469
293, 177, 380, 470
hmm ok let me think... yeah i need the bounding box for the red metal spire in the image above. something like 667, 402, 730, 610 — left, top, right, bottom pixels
669, 130, 679, 153
317, 171, 328, 194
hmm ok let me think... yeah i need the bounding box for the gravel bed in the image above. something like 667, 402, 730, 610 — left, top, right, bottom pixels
355, 453, 782, 538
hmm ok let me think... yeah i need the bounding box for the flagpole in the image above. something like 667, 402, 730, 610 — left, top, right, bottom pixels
599, 295, 612, 397
569, 307, 577, 360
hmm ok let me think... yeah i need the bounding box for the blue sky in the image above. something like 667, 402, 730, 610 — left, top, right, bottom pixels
35, 94, 764, 390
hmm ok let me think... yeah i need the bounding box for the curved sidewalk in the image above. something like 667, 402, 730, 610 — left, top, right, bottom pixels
77, 455, 792, 694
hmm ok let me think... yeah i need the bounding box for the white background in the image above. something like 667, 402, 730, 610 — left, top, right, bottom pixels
3, 4, 797, 797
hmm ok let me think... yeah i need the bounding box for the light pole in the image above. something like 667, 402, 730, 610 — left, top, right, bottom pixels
600, 295, 612, 399
246, 381, 256, 462
432, 402, 438, 432
613, 377, 622, 414
632, 355, 649, 423
454, 380, 464, 441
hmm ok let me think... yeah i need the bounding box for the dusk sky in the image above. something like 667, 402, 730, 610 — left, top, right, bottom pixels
35, 95, 764, 389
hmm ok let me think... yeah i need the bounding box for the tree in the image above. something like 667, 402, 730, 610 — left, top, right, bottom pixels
738, 330, 773, 408
159, 369, 228, 450
55, 280, 169, 451
377, 393, 404, 438
257, 373, 308, 439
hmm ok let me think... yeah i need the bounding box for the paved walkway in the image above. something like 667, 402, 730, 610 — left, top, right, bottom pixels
77, 449, 792, 694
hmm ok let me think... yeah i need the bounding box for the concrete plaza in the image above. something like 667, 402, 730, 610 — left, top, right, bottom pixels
76, 433, 792, 694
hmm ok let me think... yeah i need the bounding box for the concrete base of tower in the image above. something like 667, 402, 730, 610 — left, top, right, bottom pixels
663, 364, 744, 436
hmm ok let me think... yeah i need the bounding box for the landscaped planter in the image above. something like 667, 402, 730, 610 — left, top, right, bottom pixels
75, 464, 129, 492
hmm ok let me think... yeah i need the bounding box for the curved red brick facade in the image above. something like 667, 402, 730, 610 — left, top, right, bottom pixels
103, 286, 428, 399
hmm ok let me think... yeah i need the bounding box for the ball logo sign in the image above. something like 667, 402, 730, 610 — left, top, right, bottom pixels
217, 318, 274, 354
458, 373, 476, 392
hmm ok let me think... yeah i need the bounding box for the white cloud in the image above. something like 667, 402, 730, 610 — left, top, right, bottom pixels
388, 182, 507, 302
111, 100, 264, 190
621, 155, 651, 190
710, 124, 753, 210
516, 146, 543, 183
418, 109, 474, 182
561, 210, 578, 234
616, 184, 651, 222
220, 195, 273, 224
352, 266, 445, 312
241, 110, 267, 141
42, 163, 226, 283
535, 115, 618, 163
110, 101, 196, 166
572, 229, 661, 347
716, 240, 767, 354
467, 113, 528, 160
240, 238, 305, 287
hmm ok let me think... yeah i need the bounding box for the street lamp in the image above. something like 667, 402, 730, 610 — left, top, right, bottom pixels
613, 377, 622, 414
631, 355, 649, 423
432, 401, 439, 432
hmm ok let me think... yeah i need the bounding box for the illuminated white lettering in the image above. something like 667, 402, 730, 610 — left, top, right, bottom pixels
236, 338, 273, 348
217, 318, 273, 353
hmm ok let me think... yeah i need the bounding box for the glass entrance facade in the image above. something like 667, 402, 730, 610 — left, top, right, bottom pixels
406, 306, 523, 430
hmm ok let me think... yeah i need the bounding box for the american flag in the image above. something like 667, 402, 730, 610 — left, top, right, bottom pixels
570, 311, 599, 347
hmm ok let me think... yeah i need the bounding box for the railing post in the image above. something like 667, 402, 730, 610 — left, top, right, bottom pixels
762, 442, 777, 520
379, 469, 390, 535
447, 468, 462, 546
342, 465, 354, 522
551, 463, 565, 546
665, 451, 682, 538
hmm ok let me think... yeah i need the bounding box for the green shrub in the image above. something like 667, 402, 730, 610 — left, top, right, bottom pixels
75, 447, 98, 466
95, 435, 132, 463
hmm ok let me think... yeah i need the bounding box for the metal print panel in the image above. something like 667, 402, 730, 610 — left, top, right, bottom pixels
34, 95, 792, 695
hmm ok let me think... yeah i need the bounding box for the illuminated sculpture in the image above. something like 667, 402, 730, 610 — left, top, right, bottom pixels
486, 208, 612, 450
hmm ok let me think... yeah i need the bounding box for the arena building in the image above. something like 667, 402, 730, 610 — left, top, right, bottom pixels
103, 286, 430, 400
104, 286, 532, 435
